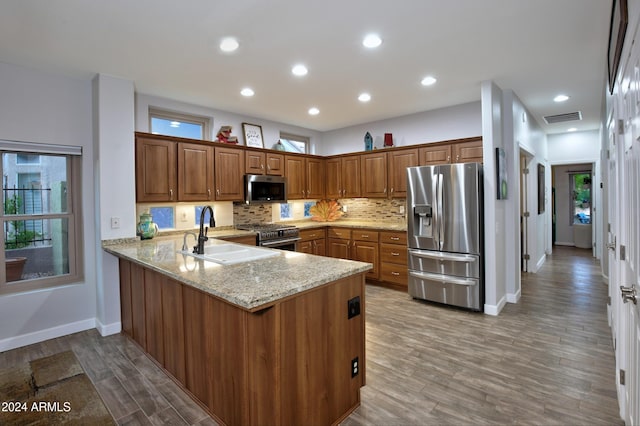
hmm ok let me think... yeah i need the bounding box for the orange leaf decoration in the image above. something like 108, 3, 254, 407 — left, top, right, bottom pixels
309, 200, 343, 222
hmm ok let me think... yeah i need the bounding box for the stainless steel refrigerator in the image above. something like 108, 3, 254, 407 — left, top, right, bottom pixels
407, 163, 484, 311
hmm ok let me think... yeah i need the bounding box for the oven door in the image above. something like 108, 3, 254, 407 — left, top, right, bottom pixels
260, 237, 301, 251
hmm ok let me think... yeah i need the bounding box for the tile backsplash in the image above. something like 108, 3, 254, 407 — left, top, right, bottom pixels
337, 198, 406, 223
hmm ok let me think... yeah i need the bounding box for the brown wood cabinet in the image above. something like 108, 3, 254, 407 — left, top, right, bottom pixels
177, 142, 214, 201
388, 149, 418, 198
285, 155, 325, 199
360, 152, 388, 198
327, 228, 379, 280
419, 138, 483, 166
214, 146, 244, 201
379, 230, 408, 290
135, 136, 177, 202
245, 150, 284, 176
118, 258, 365, 425
297, 228, 326, 256
326, 155, 361, 199
419, 144, 452, 165
453, 139, 483, 163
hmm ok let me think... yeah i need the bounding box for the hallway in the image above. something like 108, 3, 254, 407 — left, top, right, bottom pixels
0, 247, 622, 425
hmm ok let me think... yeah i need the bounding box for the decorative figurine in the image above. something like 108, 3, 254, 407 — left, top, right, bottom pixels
364, 132, 373, 151
136, 211, 159, 240
384, 133, 393, 147
215, 125, 238, 144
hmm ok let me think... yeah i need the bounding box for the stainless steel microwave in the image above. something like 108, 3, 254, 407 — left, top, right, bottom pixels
244, 174, 287, 204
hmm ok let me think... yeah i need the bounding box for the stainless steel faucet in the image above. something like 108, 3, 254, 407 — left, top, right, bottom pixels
195, 206, 215, 254
182, 231, 197, 251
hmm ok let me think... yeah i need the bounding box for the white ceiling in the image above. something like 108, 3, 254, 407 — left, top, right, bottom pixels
0, 0, 612, 134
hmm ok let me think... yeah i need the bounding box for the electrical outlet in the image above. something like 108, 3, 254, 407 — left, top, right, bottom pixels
399, 205, 405, 214
348, 296, 360, 319
342, 205, 348, 213
110, 217, 120, 229
351, 357, 359, 378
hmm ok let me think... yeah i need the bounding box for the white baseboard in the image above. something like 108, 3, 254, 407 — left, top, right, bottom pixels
0, 318, 96, 352
484, 295, 506, 316
506, 288, 521, 303
96, 319, 121, 337
554, 241, 574, 246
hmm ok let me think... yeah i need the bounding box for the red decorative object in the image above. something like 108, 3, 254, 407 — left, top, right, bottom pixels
384, 133, 393, 147
216, 125, 238, 144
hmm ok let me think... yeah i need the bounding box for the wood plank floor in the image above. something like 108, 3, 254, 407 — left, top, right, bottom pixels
0, 246, 622, 425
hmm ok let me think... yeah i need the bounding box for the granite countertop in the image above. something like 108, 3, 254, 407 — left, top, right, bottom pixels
103, 235, 372, 312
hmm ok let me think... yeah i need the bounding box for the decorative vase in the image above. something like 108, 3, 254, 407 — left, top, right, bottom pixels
364, 132, 373, 151
6, 256, 27, 281
136, 212, 159, 240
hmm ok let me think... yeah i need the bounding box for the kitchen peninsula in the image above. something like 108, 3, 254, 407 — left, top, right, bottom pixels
103, 234, 371, 426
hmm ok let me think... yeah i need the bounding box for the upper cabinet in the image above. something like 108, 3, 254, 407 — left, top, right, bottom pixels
388, 149, 418, 198
419, 138, 483, 166
452, 139, 483, 163
419, 144, 451, 165
326, 156, 361, 199
136, 136, 177, 202
285, 155, 325, 200
245, 150, 284, 176
214, 147, 245, 201
360, 152, 388, 198
178, 142, 214, 201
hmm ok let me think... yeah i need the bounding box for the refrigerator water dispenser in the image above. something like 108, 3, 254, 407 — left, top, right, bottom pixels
413, 205, 432, 238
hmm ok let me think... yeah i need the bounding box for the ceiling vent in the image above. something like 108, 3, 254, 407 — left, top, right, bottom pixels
543, 111, 582, 124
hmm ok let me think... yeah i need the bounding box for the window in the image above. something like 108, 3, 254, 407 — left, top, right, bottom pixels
149, 108, 210, 140
0, 147, 83, 294
570, 172, 591, 224
278, 133, 309, 154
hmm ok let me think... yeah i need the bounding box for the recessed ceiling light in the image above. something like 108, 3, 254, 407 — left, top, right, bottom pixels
240, 88, 254, 97
567, 127, 577, 132
308, 107, 320, 115
421, 76, 437, 86
219, 37, 239, 53
292, 64, 308, 76
358, 93, 371, 102
554, 94, 569, 102
362, 34, 382, 49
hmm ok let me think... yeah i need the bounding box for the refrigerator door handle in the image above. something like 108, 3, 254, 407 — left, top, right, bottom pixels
409, 249, 478, 263
409, 270, 477, 286
437, 172, 444, 251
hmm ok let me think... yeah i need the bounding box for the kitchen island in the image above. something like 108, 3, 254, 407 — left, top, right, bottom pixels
103, 235, 371, 426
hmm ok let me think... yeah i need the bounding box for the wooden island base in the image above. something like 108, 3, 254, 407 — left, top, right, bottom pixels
119, 259, 366, 426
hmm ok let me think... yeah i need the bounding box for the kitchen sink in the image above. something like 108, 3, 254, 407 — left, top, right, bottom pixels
179, 243, 280, 265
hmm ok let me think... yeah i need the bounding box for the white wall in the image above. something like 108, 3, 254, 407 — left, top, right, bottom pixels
320, 101, 482, 155
136, 94, 323, 154
0, 61, 97, 351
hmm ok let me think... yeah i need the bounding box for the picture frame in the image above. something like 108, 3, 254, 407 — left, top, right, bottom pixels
495, 147, 508, 200
537, 164, 545, 214
608, 0, 628, 94
242, 123, 264, 148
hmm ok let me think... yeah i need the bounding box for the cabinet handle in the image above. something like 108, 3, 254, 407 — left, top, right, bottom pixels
309, 234, 316, 238
169, 189, 173, 200
261, 164, 265, 170
361, 235, 369, 238
208, 189, 211, 197
392, 252, 400, 256
456, 155, 460, 161
267, 164, 271, 171
390, 187, 394, 194
384, 187, 387, 194
390, 237, 400, 241
391, 272, 400, 276
216, 189, 220, 196
447, 155, 451, 162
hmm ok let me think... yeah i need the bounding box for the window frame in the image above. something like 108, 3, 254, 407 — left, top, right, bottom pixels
0, 150, 83, 295
279, 132, 309, 154
149, 108, 211, 141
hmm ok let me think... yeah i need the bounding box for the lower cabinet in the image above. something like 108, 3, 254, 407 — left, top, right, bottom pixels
379, 230, 409, 290
327, 228, 379, 280
297, 228, 326, 256
118, 258, 365, 425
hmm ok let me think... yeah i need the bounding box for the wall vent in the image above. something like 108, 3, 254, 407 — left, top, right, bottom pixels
543, 111, 582, 124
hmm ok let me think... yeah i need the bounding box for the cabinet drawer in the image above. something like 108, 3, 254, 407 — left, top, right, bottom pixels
299, 228, 326, 242
327, 227, 351, 240
380, 263, 408, 286
380, 243, 407, 265
352, 229, 379, 242
379, 231, 407, 245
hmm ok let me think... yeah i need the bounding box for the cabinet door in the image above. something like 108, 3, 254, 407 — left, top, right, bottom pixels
136, 136, 177, 202
453, 139, 483, 163
352, 240, 379, 279
215, 147, 245, 201
342, 155, 361, 198
325, 158, 342, 199
245, 151, 265, 175
265, 153, 284, 176
285, 155, 306, 199
388, 149, 418, 198
297, 240, 313, 254
360, 152, 388, 198
313, 238, 326, 256
306, 157, 325, 199
419, 144, 451, 165
327, 238, 350, 259
178, 142, 214, 201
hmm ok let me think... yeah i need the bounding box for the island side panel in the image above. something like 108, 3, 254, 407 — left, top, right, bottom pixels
119, 259, 133, 337
183, 285, 211, 409
162, 276, 186, 384
130, 262, 146, 350
279, 273, 366, 425
144, 268, 165, 365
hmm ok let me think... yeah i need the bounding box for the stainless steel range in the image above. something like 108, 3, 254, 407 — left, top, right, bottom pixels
236, 223, 300, 250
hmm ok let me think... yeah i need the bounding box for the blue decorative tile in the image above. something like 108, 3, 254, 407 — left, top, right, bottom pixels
280, 203, 292, 219
304, 202, 314, 218
149, 207, 174, 229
